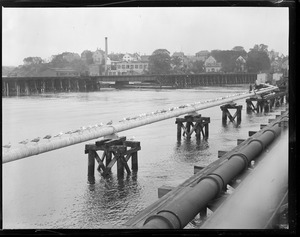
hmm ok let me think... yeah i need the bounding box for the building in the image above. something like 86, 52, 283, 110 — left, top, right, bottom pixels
122, 53, 141, 62
89, 64, 101, 76
204, 56, 222, 72
195, 50, 210, 61
108, 61, 148, 75
235, 56, 247, 72
272, 72, 283, 82
93, 49, 105, 64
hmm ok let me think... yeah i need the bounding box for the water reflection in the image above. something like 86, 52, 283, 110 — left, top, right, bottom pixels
173, 138, 210, 164
83, 171, 142, 227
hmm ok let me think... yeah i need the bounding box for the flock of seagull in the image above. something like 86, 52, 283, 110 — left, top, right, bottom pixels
3, 92, 247, 150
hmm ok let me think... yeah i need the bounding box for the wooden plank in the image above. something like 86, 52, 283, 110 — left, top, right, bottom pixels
158, 185, 174, 198
95, 139, 111, 146
124, 140, 141, 148
120, 156, 131, 174
102, 136, 126, 147
218, 150, 228, 158
194, 165, 205, 174
248, 131, 257, 136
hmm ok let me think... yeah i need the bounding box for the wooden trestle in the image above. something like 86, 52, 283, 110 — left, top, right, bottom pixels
246, 91, 286, 113
220, 103, 242, 124
85, 136, 140, 183
175, 114, 210, 140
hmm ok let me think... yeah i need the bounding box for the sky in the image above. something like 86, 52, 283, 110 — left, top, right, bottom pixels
2, 7, 289, 66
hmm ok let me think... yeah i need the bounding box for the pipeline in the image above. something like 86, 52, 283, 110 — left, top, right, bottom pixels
201, 132, 288, 229
142, 114, 288, 229
3, 86, 278, 164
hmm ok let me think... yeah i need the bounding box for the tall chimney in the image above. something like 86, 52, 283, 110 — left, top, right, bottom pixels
105, 37, 108, 75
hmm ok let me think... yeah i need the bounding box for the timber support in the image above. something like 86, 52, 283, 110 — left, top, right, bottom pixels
175, 114, 210, 141
85, 136, 140, 182
220, 103, 242, 125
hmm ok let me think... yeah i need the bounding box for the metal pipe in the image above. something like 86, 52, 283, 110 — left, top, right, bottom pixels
2, 86, 278, 164
201, 132, 288, 229
142, 115, 288, 229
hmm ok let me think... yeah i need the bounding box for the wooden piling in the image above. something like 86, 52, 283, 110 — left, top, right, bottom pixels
131, 151, 138, 171
87, 150, 95, 184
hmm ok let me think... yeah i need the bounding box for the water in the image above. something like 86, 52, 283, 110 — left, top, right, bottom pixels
2, 86, 286, 229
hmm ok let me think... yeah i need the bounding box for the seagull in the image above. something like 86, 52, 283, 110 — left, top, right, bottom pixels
3, 142, 11, 148
19, 139, 29, 145
54, 132, 64, 138
106, 120, 113, 125
43, 135, 52, 140
128, 136, 136, 141
72, 129, 81, 134
31, 137, 41, 143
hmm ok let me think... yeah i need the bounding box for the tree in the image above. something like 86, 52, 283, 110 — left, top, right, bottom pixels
148, 49, 171, 74
171, 56, 183, 73
23, 57, 43, 65
246, 50, 270, 73
81, 50, 94, 65
189, 60, 205, 74
232, 46, 245, 52
211, 50, 247, 73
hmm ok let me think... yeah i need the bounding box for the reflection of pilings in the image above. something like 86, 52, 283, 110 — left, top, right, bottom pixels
142, 115, 288, 229
2, 86, 278, 164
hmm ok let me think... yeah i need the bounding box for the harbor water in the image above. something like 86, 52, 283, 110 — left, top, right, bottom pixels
2, 86, 286, 229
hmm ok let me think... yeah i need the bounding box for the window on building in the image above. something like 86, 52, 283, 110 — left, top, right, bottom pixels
135, 64, 138, 69
122, 65, 125, 69
126, 65, 129, 69
130, 65, 134, 69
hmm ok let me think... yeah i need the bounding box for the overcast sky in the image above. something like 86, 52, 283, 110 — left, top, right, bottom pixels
2, 7, 289, 66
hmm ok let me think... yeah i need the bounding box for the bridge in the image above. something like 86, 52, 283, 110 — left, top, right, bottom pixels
2, 83, 289, 229
2, 73, 256, 96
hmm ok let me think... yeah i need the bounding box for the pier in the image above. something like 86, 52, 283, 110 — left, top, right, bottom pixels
2, 73, 256, 96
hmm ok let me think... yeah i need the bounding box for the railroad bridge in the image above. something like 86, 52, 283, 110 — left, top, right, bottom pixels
2, 73, 256, 96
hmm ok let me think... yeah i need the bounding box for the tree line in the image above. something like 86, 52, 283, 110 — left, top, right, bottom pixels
6, 44, 287, 77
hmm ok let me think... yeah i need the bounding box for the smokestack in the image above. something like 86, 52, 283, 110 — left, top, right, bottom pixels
105, 37, 108, 75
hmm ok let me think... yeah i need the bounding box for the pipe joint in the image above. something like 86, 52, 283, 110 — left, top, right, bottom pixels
228, 153, 249, 169
198, 174, 224, 196
263, 129, 278, 140
247, 138, 265, 154
143, 210, 181, 229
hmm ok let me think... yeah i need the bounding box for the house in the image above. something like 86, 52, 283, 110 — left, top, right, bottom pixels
122, 53, 141, 62
235, 56, 247, 72
113, 61, 148, 75
93, 49, 105, 64
204, 56, 222, 72
195, 50, 210, 61
272, 72, 283, 81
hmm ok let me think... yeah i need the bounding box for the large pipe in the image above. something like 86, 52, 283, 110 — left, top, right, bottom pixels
201, 132, 288, 229
3, 86, 278, 164
142, 115, 288, 229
